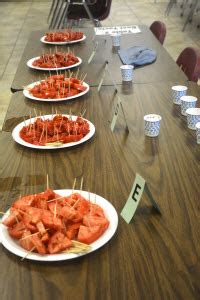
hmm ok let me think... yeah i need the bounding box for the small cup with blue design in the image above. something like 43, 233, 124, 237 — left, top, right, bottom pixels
171, 85, 188, 105
180, 95, 197, 116
120, 65, 134, 82
110, 33, 121, 47
196, 122, 200, 144
186, 108, 200, 130
144, 114, 162, 137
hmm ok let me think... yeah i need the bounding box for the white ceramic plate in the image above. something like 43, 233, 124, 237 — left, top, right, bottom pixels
0, 190, 118, 261
12, 114, 95, 150
23, 81, 89, 102
27, 56, 82, 71
40, 34, 86, 45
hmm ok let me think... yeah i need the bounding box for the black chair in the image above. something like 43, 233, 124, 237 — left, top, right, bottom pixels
49, 0, 112, 29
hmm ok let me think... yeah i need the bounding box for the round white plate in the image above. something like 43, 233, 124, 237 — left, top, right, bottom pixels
0, 190, 118, 261
27, 56, 82, 71
23, 81, 89, 102
40, 34, 86, 45
12, 114, 95, 150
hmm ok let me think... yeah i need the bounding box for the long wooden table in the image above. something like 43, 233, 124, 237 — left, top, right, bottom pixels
11, 26, 187, 92
1, 81, 200, 299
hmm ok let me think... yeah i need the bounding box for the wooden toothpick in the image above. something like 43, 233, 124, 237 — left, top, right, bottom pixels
72, 178, 76, 194
80, 176, 83, 192
21, 246, 35, 261
46, 174, 49, 190
81, 73, 87, 83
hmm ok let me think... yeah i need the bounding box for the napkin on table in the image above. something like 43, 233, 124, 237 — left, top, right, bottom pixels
118, 46, 157, 67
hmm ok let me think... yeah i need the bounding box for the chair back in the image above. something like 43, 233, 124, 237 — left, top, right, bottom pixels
150, 21, 166, 45
68, 0, 112, 21
176, 47, 200, 82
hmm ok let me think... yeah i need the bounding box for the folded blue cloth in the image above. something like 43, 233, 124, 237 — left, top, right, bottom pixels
118, 46, 157, 67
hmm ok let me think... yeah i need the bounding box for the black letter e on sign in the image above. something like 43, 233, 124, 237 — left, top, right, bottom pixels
132, 184, 141, 202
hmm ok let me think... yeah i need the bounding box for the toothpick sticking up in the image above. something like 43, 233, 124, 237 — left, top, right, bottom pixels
21, 246, 35, 261
76, 68, 79, 79
81, 73, 87, 83
80, 176, 83, 194
80, 108, 86, 118
94, 193, 97, 204
34, 108, 38, 118
69, 108, 72, 120
54, 200, 57, 219
71, 176, 84, 209
72, 178, 76, 194
51, 105, 54, 119
46, 174, 49, 190
88, 189, 90, 201
69, 71, 73, 79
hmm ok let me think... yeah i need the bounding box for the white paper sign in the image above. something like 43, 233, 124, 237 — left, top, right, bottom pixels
94, 25, 141, 36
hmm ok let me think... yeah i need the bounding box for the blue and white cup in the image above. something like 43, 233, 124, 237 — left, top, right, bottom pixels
144, 114, 162, 137
172, 85, 188, 105
186, 108, 200, 130
180, 95, 197, 116
110, 33, 121, 47
120, 65, 134, 82
196, 122, 200, 144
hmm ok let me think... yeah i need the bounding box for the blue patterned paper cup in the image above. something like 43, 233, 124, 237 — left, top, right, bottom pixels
172, 85, 188, 105
120, 65, 134, 82
110, 33, 121, 47
196, 122, 200, 144
181, 95, 197, 116
186, 108, 200, 130
144, 114, 162, 137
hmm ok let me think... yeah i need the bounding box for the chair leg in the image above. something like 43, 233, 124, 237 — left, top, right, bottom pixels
182, 0, 198, 31
47, 0, 57, 23
58, 3, 70, 29
49, 0, 62, 28
165, 0, 177, 16
50, 0, 65, 30
180, 0, 189, 17
82, 1, 97, 26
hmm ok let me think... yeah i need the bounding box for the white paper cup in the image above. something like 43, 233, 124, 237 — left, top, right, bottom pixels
172, 85, 188, 105
196, 122, 200, 144
186, 108, 200, 130
110, 33, 121, 47
144, 114, 162, 137
180, 95, 197, 116
120, 65, 134, 82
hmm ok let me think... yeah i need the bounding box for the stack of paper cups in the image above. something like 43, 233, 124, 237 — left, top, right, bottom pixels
196, 122, 200, 144
186, 108, 200, 130
180, 96, 197, 116
171, 85, 188, 105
